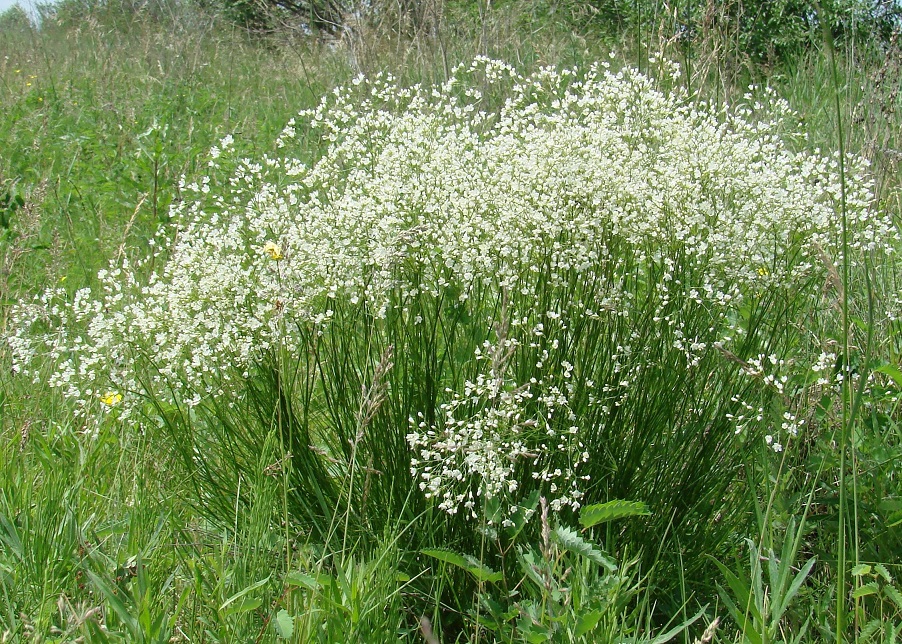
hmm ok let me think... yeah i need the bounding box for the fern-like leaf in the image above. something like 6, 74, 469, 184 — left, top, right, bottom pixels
552, 525, 616, 572
580, 500, 651, 528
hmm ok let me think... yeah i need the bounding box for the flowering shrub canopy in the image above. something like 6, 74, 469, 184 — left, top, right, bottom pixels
8, 58, 894, 521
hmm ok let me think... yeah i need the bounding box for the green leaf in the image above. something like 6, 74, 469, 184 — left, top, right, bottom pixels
884, 584, 902, 612
421, 549, 503, 583
875, 364, 902, 388
647, 606, 707, 644
221, 597, 262, 617
574, 610, 603, 637
860, 619, 883, 642
285, 571, 318, 589
219, 575, 271, 612
852, 564, 873, 577
485, 495, 502, 524
421, 548, 468, 569
552, 525, 616, 572
274, 609, 294, 639
780, 556, 816, 618
86, 571, 138, 634
853, 582, 879, 599
875, 563, 893, 584
579, 500, 650, 528
505, 490, 540, 540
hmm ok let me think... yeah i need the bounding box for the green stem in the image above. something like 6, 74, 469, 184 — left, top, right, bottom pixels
820, 6, 852, 639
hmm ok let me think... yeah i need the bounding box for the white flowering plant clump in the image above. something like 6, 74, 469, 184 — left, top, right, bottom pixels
407, 316, 590, 523
7, 58, 894, 541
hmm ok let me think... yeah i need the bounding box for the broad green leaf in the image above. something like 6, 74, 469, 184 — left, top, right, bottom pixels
580, 500, 650, 529
421, 548, 468, 569
274, 609, 294, 639
285, 571, 318, 589
852, 564, 872, 577
485, 495, 502, 524
421, 549, 503, 583
221, 597, 262, 617
219, 575, 270, 612
853, 582, 879, 599
552, 525, 616, 572
504, 490, 540, 540
875, 364, 902, 388
574, 610, 603, 637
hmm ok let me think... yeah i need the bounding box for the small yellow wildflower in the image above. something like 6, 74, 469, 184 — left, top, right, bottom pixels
263, 241, 284, 260
100, 391, 123, 406
757, 267, 769, 277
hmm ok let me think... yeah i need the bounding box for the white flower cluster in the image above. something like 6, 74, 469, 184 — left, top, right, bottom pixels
406, 337, 588, 521
6, 58, 892, 453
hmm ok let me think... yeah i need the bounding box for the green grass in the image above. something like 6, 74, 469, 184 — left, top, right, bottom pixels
2, 1, 902, 642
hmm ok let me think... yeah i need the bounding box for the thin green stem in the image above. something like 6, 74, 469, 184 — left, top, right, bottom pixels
819, 6, 852, 639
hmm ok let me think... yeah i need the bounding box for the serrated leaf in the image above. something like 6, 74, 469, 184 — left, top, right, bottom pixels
552, 525, 616, 572
884, 583, 902, 612
421, 549, 503, 583
274, 609, 294, 639
462, 554, 504, 583
852, 564, 872, 577
853, 582, 879, 599
860, 619, 883, 642
580, 500, 650, 528
421, 548, 468, 569
875, 563, 893, 584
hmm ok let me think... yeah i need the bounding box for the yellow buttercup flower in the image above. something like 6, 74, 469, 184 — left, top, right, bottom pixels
757, 267, 769, 277
263, 241, 284, 260
100, 391, 123, 406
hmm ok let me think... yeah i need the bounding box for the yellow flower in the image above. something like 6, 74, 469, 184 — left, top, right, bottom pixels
263, 241, 284, 260
757, 267, 769, 277
100, 391, 123, 406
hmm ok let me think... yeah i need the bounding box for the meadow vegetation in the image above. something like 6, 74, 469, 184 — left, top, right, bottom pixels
1, 0, 901, 641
